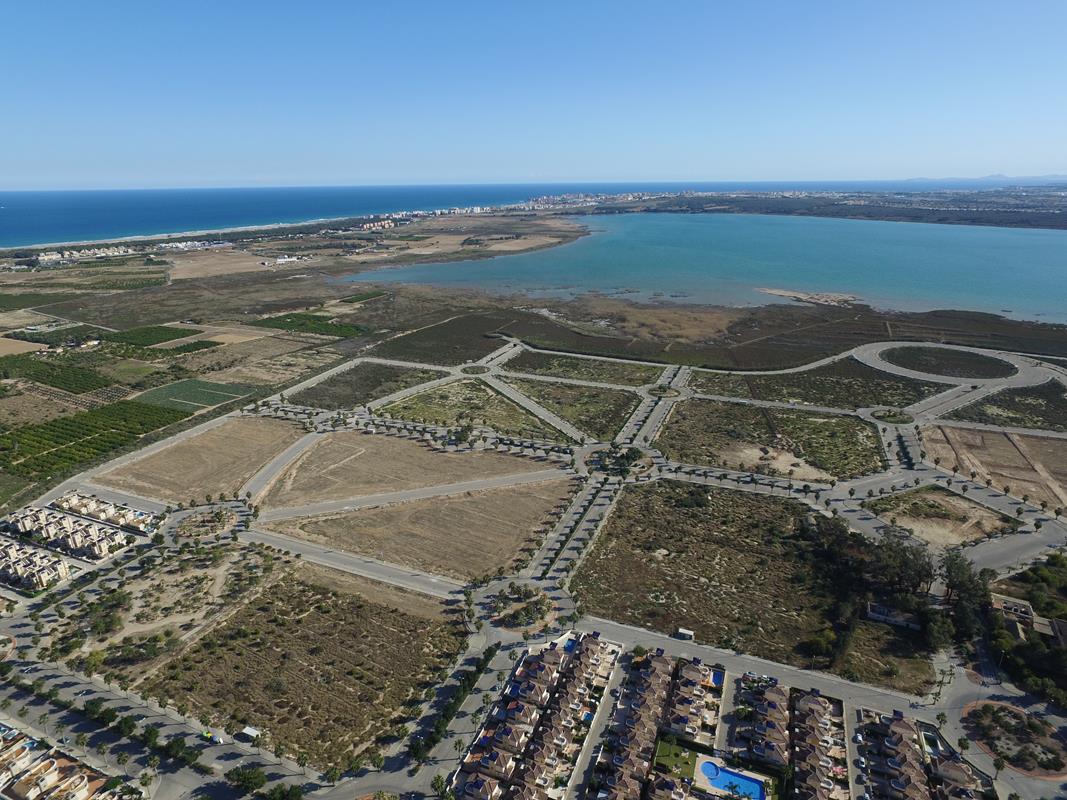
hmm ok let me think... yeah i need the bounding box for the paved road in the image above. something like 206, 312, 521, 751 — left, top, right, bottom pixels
241, 527, 464, 599
482, 374, 590, 443
241, 431, 321, 501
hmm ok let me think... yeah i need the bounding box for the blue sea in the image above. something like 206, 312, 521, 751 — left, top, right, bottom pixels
344, 212, 1067, 322
0, 179, 1036, 249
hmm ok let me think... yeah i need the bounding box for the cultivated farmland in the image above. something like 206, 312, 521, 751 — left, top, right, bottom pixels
0, 400, 188, 478
134, 378, 251, 412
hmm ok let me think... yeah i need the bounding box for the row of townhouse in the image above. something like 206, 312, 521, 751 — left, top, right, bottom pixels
857, 710, 987, 800
0, 543, 69, 591
459, 632, 618, 800
599, 649, 675, 799
0, 728, 109, 800
52, 493, 160, 533
661, 659, 724, 748
739, 675, 791, 768
790, 691, 850, 800
3, 508, 131, 561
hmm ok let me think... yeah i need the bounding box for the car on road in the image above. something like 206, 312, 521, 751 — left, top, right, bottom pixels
853, 733, 864, 744
855, 757, 867, 769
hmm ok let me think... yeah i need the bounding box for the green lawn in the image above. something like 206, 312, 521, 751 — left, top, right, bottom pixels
654, 739, 697, 778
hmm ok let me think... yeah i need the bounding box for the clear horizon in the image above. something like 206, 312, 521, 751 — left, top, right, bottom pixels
3, 0, 1066, 191
2, 174, 1066, 195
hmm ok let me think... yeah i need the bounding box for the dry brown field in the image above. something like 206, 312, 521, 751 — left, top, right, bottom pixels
0, 310, 55, 331
166, 247, 280, 280
0, 387, 81, 428
97, 417, 306, 503
176, 333, 312, 376
923, 425, 1067, 509
263, 430, 555, 508
0, 337, 46, 355
209, 344, 339, 385
265, 479, 573, 580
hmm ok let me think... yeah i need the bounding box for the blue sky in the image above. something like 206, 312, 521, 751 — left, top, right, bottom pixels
3, 0, 1066, 189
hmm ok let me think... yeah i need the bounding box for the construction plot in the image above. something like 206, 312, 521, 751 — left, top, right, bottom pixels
290, 361, 445, 408
379, 379, 560, 439
503, 378, 640, 441
687, 356, 945, 410
947, 379, 1067, 433
264, 478, 574, 580
506, 350, 664, 386
922, 425, 1067, 510
570, 481, 934, 690
262, 430, 557, 509
97, 416, 306, 504
863, 486, 1020, 548
657, 398, 884, 480
140, 565, 464, 769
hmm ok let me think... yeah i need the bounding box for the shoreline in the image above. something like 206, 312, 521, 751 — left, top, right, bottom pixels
0, 211, 473, 252
6, 201, 1067, 252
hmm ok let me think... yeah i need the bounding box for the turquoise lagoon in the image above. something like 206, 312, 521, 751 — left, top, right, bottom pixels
344, 213, 1067, 322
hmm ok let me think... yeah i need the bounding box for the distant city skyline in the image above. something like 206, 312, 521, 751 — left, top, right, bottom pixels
3, 0, 1066, 190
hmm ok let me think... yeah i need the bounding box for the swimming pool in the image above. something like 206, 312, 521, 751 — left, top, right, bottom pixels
699, 761, 766, 800
711, 669, 724, 687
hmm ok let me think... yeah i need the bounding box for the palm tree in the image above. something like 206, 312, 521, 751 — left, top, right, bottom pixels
993, 756, 1005, 778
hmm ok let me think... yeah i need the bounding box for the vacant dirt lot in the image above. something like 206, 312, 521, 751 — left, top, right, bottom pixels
865, 485, 1019, 548
178, 333, 312, 376
97, 417, 306, 503
141, 563, 462, 768
923, 425, 1067, 509
382, 379, 559, 439
0, 337, 46, 355
657, 398, 883, 480
571, 481, 833, 666
263, 430, 555, 508
266, 479, 573, 580
166, 248, 280, 280
0, 386, 81, 428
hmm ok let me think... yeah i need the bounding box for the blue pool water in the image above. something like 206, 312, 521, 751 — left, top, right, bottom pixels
563, 638, 577, 653
711, 669, 725, 687
700, 761, 766, 800
582, 711, 594, 722
346, 212, 1067, 322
